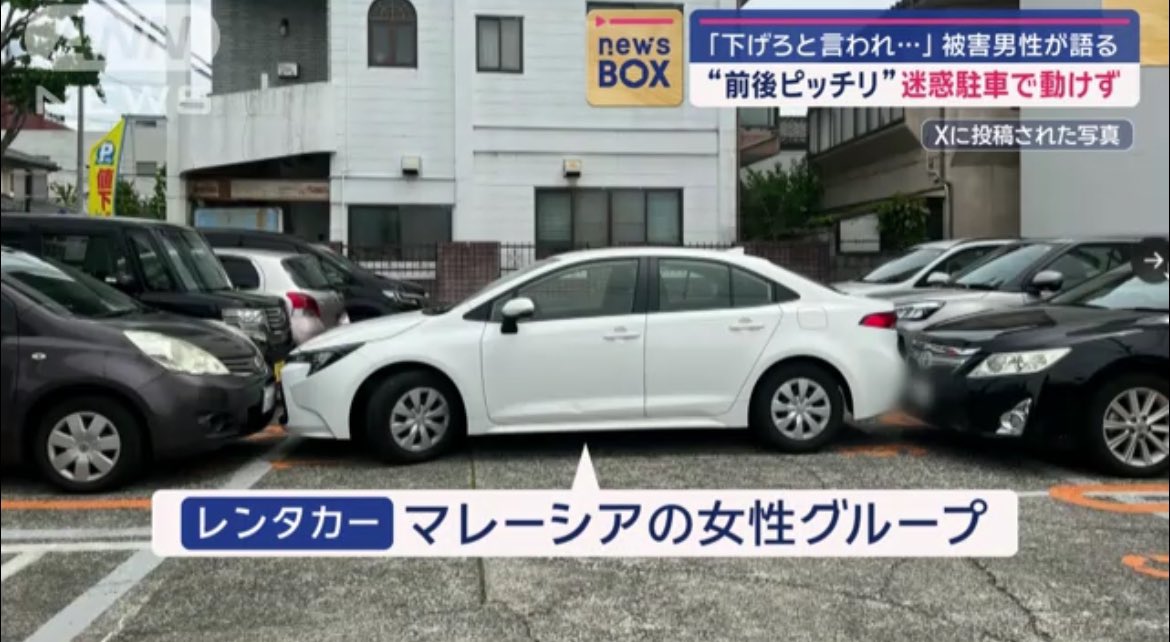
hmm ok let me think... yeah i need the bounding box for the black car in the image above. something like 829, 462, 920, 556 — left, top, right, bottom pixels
200, 228, 427, 321
1, 215, 294, 366
901, 264, 1168, 477
0, 247, 276, 492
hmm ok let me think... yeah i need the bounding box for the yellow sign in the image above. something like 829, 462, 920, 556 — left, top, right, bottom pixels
587, 9, 684, 107
1106, 0, 1169, 66
86, 119, 126, 217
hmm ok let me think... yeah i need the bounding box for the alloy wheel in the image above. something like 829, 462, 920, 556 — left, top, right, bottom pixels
46, 412, 122, 484
1103, 387, 1169, 469
771, 378, 832, 441
389, 387, 450, 453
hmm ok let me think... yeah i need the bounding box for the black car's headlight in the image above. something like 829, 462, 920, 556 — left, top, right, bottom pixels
968, 348, 1071, 378
287, 343, 363, 375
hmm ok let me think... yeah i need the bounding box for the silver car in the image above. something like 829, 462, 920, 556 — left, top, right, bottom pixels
214, 248, 348, 345
834, 238, 1010, 297
878, 238, 1140, 332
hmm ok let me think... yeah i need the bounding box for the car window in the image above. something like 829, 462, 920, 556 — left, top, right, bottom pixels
1052, 266, 1168, 311
40, 232, 137, 289
1043, 244, 1131, 290
732, 267, 776, 308
126, 229, 174, 291
313, 251, 352, 287
495, 259, 639, 321
954, 243, 1054, 290
861, 247, 945, 284
939, 246, 997, 277
283, 256, 332, 290
220, 256, 261, 290
1, 250, 141, 319
156, 228, 234, 292
659, 260, 731, 312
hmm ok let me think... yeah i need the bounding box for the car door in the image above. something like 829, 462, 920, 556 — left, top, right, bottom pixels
480, 258, 646, 426
38, 227, 142, 293
1030, 242, 1132, 298
644, 258, 783, 418
0, 292, 20, 456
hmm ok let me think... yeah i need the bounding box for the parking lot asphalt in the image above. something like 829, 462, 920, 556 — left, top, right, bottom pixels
2, 422, 1167, 642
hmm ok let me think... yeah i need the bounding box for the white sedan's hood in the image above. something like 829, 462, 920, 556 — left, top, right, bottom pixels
294, 311, 428, 353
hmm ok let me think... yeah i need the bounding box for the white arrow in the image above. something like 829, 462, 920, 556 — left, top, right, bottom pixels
1145, 252, 1165, 270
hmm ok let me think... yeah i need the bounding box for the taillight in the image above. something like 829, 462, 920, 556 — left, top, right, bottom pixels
860, 311, 898, 329
287, 292, 320, 317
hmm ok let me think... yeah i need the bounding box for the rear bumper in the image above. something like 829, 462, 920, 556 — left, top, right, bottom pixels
142, 373, 277, 458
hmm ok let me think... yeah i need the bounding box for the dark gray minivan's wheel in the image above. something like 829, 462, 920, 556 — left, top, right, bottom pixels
365, 371, 464, 464
32, 396, 145, 493
751, 363, 846, 453
1085, 374, 1169, 478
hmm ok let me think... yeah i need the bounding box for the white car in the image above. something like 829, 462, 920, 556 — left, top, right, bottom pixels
279, 247, 907, 462
833, 238, 1010, 298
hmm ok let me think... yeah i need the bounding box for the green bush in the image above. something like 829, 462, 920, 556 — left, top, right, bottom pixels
739, 158, 823, 241
876, 194, 930, 251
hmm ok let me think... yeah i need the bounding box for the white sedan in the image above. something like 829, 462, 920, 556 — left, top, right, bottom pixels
279, 247, 907, 462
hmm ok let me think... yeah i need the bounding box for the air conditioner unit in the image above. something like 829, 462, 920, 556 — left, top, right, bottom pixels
277, 62, 300, 79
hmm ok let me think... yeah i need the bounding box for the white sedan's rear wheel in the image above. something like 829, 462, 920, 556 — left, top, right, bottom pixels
751, 364, 845, 453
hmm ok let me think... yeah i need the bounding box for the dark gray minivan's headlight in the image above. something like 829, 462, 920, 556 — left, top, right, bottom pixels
288, 343, 363, 375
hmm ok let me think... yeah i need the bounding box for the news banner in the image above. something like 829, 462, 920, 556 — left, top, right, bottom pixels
151, 451, 1019, 558
685, 9, 1142, 108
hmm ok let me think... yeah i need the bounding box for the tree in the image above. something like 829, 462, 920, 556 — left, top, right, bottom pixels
49, 180, 77, 207
146, 164, 166, 218
739, 158, 823, 241
876, 193, 930, 251
113, 178, 142, 217
1, 0, 105, 156
112, 166, 165, 219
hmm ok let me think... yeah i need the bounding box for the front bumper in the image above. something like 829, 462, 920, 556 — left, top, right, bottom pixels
279, 362, 338, 439
140, 372, 277, 458
902, 368, 1048, 437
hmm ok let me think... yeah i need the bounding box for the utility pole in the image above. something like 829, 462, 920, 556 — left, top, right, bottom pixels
75, 86, 86, 215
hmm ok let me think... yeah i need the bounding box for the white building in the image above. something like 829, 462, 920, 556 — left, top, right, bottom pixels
169, 0, 739, 251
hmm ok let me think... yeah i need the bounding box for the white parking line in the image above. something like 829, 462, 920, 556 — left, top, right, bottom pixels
1, 552, 44, 583
2, 542, 150, 554
23, 436, 301, 642
2, 527, 152, 542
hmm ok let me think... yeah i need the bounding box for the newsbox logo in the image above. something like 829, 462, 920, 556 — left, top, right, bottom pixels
586, 9, 684, 107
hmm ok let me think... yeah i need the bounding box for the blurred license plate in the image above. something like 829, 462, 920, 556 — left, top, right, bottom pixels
909, 378, 934, 407
262, 384, 276, 414
273, 361, 285, 382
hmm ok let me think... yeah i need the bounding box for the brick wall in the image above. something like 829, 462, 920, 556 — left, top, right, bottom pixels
436, 242, 501, 305
212, 0, 329, 94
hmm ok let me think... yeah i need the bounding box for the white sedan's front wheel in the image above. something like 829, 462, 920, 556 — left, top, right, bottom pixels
365, 371, 464, 464
751, 364, 846, 453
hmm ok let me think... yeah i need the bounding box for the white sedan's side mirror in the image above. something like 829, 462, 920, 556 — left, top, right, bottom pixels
925, 271, 951, 286
501, 297, 535, 334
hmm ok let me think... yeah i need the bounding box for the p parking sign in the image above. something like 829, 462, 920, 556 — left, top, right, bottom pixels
587, 9, 684, 107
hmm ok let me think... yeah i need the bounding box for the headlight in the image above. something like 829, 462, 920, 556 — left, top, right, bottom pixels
288, 343, 363, 375
968, 348, 1071, 378
896, 301, 944, 321
223, 308, 268, 343
383, 290, 402, 302
124, 330, 229, 375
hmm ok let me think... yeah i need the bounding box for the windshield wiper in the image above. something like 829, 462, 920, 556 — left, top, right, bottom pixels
94, 308, 140, 319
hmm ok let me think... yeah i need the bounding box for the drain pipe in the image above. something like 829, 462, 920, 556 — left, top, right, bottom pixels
938, 106, 954, 237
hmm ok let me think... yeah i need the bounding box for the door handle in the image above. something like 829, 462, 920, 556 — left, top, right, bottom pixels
603, 326, 641, 342
730, 318, 765, 332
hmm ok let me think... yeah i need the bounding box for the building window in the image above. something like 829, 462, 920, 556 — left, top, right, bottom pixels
738, 107, 777, 129
136, 161, 159, 176
347, 205, 452, 260
368, 0, 417, 68
477, 16, 523, 73
535, 188, 682, 255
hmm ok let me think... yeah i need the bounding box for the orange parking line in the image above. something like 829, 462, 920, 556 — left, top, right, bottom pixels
836, 443, 928, 458
1, 498, 151, 511
1122, 554, 1170, 580
270, 458, 346, 470
879, 411, 929, 428
1049, 483, 1170, 514
243, 425, 287, 442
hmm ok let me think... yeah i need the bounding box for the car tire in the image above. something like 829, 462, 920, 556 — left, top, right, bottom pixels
1084, 374, 1169, 478
364, 371, 464, 464
32, 396, 145, 493
751, 363, 846, 453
